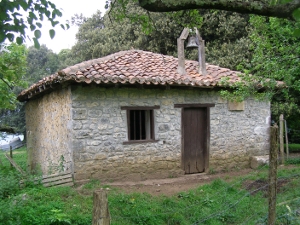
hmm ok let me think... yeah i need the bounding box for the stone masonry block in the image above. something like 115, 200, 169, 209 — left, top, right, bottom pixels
88, 109, 102, 117
72, 109, 87, 120
250, 155, 269, 169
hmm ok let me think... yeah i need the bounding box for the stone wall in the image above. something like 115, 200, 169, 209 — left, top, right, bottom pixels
210, 99, 270, 171
71, 86, 270, 181
26, 87, 72, 175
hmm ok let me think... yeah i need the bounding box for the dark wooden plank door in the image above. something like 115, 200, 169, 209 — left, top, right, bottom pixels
182, 108, 207, 174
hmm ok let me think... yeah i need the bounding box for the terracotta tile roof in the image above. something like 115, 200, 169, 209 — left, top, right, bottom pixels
18, 50, 241, 102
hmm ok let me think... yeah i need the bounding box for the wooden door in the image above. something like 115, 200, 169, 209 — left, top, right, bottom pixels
182, 108, 207, 174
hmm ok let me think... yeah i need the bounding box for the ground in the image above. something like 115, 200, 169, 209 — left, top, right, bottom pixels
76, 153, 300, 196
101, 168, 254, 196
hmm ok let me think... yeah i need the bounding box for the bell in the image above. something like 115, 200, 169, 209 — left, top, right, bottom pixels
186, 36, 199, 48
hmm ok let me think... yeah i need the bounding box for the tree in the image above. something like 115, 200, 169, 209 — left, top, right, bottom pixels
199, 10, 251, 70
0, 43, 27, 109
0, 43, 27, 133
248, 16, 300, 123
26, 45, 60, 84
0, 44, 66, 135
70, 4, 251, 72
0, 0, 69, 47
70, 8, 183, 61
57, 48, 79, 70
69, 11, 106, 62
215, 15, 300, 143
0, 102, 25, 134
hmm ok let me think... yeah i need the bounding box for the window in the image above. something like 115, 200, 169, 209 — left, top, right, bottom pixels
129, 110, 152, 140
121, 106, 160, 143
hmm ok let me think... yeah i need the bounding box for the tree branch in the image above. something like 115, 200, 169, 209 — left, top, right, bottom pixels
0, 77, 13, 90
0, 126, 16, 134
138, 0, 300, 19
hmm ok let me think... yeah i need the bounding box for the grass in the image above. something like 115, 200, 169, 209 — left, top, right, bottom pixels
0, 146, 27, 170
0, 147, 300, 225
285, 143, 300, 153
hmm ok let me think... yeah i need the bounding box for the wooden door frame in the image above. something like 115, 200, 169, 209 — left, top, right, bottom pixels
174, 104, 215, 173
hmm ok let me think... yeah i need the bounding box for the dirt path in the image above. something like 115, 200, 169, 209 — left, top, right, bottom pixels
104, 168, 254, 196
86, 153, 300, 196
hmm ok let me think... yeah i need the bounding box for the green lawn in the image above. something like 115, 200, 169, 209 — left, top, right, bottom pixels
286, 143, 300, 152
1, 147, 300, 225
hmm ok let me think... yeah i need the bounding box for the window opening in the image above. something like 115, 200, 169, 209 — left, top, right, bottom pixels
121, 105, 159, 143
129, 110, 153, 140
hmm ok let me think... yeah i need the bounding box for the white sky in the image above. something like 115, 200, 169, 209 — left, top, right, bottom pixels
25, 0, 107, 53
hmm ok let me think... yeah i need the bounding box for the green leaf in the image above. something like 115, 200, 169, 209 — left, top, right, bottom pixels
45, 10, 51, 18
19, 1, 29, 10
105, 1, 109, 9
280, 0, 293, 3
34, 29, 42, 39
13, 19, 19, 26
49, 29, 55, 39
27, 17, 33, 25
292, 8, 300, 21
7, 33, 14, 42
51, 11, 56, 20
55, 9, 63, 17
30, 24, 36, 31
293, 28, 300, 37
51, 21, 59, 27
40, 0, 47, 6
36, 22, 42, 28
48, 1, 55, 9
34, 3, 41, 11
33, 38, 40, 49
16, 37, 23, 45
60, 24, 65, 30
0, 33, 5, 43
1, 65, 9, 71
29, 12, 38, 21
10, 25, 19, 32
12, 12, 22, 18
39, 13, 44, 21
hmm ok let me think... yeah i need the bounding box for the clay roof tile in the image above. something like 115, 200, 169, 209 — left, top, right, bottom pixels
18, 50, 243, 102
